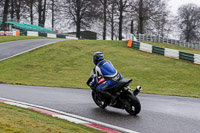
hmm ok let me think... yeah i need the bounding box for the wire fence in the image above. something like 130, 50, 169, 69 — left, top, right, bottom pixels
134, 34, 200, 50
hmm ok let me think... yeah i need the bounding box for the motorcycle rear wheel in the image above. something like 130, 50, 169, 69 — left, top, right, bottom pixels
125, 95, 141, 115
92, 91, 107, 109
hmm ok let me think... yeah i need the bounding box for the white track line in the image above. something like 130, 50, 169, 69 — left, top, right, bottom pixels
0, 97, 139, 133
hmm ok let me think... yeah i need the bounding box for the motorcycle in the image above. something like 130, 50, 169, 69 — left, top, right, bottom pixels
87, 77, 142, 115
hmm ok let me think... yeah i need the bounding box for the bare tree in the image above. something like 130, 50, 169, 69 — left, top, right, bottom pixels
137, 0, 143, 34
51, 0, 55, 29
0, 1, 4, 10
2, 0, 10, 30
48, 0, 61, 30
177, 3, 200, 42
10, 0, 14, 20
133, 0, 169, 34
14, 0, 22, 22
107, 0, 118, 40
152, 6, 174, 38
97, 0, 132, 40
63, 0, 99, 39
116, 0, 130, 40
38, 0, 47, 27
98, 0, 108, 40
0, 1, 4, 17
153, 10, 168, 37
25, 0, 37, 24
7, 0, 31, 23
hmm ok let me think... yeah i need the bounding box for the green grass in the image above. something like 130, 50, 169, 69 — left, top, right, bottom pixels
0, 36, 52, 43
142, 41, 200, 54
0, 40, 200, 97
0, 103, 102, 133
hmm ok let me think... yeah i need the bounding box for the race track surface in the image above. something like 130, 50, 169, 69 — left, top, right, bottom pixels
0, 39, 65, 61
0, 39, 200, 132
0, 84, 199, 133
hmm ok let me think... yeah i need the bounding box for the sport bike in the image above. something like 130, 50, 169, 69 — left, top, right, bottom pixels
87, 78, 142, 115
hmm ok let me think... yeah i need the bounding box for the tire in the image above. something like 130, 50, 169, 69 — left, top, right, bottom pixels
92, 91, 107, 109
124, 94, 141, 115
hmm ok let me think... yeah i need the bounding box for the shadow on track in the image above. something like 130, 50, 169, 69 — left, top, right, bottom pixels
91, 107, 141, 119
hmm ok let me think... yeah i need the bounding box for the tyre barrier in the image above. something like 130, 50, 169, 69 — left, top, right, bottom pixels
127, 40, 200, 65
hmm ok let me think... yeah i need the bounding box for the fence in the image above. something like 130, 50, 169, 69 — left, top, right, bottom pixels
134, 34, 200, 50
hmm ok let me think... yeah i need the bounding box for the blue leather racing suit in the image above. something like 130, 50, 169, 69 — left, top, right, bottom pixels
90, 60, 123, 91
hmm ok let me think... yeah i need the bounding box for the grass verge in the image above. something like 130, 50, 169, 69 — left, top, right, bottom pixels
0, 103, 102, 133
0, 40, 199, 97
0, 36, 51, 43
142, 41, 200, 54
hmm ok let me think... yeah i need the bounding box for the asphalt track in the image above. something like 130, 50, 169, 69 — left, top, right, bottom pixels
0, 39, 200, 133
0, 39, 65, 61
0, 84, 200, 133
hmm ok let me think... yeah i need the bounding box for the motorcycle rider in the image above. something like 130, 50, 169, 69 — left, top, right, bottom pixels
88, 51, 123, 105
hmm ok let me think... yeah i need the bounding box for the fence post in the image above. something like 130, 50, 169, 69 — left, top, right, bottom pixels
143, 34, 145, 41
151, 35, 153, 42
138, 34, 140, 41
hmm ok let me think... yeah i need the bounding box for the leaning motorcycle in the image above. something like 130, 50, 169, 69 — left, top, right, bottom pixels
87, 78, 142, 115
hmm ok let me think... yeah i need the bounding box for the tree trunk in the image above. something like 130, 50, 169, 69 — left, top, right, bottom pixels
30, 0, 33, 25
38, 0, 42, 26
2, 0, 10, 30
110, 1, 115, 40
138, 0, 144, 34
76, 0, 81, 39
10, 0, 14, 20
111, 5, 114, 40
76, 19, 81, 39
103, 0, 107, 40
15, 0, 21, 22
186, 24, 190, 42
42, 0, 46, 27
118, 0, 123, 40
52, 0, 54, 29
131, 20, 133, 34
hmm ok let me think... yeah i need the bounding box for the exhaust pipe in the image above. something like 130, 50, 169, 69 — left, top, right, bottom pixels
133, 86, 142, 96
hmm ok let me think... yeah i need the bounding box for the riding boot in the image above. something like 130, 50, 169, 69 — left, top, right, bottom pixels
100, 91, 117, 105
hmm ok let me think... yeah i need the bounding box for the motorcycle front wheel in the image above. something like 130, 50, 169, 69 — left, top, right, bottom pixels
92, 91, 107, 109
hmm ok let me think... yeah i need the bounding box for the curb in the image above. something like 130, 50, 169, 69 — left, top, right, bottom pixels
0, 97, 139, 133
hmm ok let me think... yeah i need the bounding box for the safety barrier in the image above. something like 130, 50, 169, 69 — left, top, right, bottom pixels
47, 33, 57, 38
194, 54, 200, 64
179, 52, 194, 62
127, 40, 200, 65
38, 32, 47, 37
27, 31, 78, 39
56, 34, 66, 39
132, 41, 140, 49
140, 42, 152, 53
27, 31, 38, 37
152, 46, 165, 55
0, 30, 78, 40
164, 48, 179, 59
